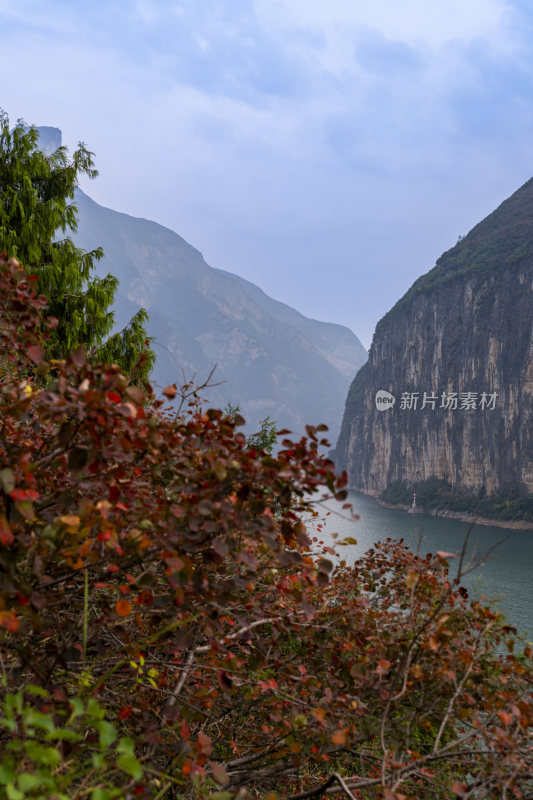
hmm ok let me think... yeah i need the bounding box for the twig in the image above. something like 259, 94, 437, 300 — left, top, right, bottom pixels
165, 648, 195, 709
282, 772, 357, 800
194, 617, 274, 653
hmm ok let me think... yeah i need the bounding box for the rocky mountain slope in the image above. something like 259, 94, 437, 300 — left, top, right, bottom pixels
336, 178, 533, 505
34, 123, 363, 441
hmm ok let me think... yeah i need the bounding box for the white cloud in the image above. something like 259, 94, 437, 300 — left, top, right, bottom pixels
0, 0, 79, 35
254, 0, 517, 81
2, 0, 532, 345
256, 0, 513, 50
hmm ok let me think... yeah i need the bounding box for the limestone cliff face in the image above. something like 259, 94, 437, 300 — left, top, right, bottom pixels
336, 179, 533, 497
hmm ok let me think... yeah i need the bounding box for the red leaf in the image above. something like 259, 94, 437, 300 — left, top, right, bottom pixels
71, 346, 87, 368
10, 488, 38, 502
0, 517, 14, 546
27, 344, 44, 364
106, 392, 121, 403
196, 731, 212, 756
118, 705, 132, 720
109, 486, 120, 503
217, 671, 233, 691
164, 556, 184, 572
136, 590, 153, 606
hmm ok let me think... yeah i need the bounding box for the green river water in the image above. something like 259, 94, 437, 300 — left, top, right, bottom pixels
312, 490, 533, 638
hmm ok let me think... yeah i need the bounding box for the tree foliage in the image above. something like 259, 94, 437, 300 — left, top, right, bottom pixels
381, 478, 533, 523
0, 111, 154, 380
247, 415, 278, 455
0, 253, 532, 800
224, 405, 278, 455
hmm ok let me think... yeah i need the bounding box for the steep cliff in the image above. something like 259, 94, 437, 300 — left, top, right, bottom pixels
336, 178, 533, 506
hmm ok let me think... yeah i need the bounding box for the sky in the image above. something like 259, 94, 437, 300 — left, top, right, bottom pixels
2, 0, 533, 347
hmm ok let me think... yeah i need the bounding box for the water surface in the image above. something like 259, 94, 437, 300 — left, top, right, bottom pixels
310, 491, 533, 637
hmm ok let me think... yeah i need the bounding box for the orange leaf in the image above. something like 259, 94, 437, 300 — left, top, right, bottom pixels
496, 710, 513, 727
163, 384, 177, 399
115, 600, 132, 617
331, 729, 346, 746
451, 782, 467, 798
410, 664, 423, 679
60, 515, 80, 528
0, 610, 18, 633
405, 570, 419, 589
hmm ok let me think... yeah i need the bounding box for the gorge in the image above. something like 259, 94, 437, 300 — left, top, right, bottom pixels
336, 177, 533, 522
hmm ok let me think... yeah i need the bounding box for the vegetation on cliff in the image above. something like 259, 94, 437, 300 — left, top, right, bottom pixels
0, 252, 532, 798
381, 478, 533, 522
376, 176, 533, 337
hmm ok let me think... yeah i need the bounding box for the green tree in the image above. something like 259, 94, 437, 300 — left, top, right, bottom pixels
247, 414, 277, 454
224, 403, 278, 454
0, 111, 154, 380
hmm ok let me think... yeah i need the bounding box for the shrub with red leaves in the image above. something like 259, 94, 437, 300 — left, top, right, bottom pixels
0, 253, 531, 800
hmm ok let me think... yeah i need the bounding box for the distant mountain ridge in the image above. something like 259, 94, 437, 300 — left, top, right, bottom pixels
34, 127, 366, 439
71, 189, 367, 440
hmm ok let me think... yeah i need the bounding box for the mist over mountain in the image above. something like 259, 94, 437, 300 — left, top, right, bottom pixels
70, 190, 366, 440
34, 119, 365, 442
34, 126, 368, 440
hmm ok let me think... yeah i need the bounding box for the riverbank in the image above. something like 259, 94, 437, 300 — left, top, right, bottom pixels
376, 499, 533, 531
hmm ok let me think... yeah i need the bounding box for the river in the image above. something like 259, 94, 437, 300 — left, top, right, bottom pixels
310, 490, 533, 638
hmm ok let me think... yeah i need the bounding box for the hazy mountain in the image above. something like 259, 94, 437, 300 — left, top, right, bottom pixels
68, 187, 366, 441
336, 177, 533, 512
34, 126, 62, 155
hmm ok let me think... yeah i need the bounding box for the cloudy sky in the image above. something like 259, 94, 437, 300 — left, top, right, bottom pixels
2, 0, 533, 346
